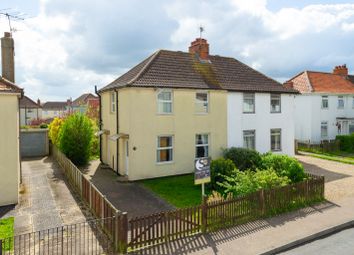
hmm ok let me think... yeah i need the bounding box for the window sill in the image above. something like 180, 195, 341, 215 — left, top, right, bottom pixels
271, 149, 282, 152
270, 111, 281, 114
243, 112, 255, 114
156, 161, 174, 165
195, 112, 209, 115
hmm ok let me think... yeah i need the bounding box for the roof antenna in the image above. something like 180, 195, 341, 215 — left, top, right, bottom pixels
0, 9, 27, 34
199, 26, 204, 39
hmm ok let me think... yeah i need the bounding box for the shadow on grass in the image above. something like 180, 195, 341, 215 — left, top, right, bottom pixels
130, 200, 339, 255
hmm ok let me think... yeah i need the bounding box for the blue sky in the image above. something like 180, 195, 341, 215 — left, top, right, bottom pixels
1, 0, 354, 101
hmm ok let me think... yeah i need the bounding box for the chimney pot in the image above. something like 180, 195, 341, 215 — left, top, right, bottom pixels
333, 64, 348, 76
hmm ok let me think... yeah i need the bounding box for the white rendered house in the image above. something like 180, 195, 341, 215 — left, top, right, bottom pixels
286, 65, 354, 143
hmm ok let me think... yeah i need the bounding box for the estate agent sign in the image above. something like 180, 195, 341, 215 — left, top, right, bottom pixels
194, 157, 211, 185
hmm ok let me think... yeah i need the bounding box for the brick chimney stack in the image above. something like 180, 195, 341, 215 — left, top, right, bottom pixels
333, 64, 348, 76
189, 38, 209, 60
1, 32, 15, 82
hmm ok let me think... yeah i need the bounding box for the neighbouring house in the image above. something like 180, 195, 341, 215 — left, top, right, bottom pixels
42, 101, 68, 120
19, 96, 42, 126
71, 93, 99, 119
286, 65, 354, 143
0, 32, 22, 206
98, 38, 297, 180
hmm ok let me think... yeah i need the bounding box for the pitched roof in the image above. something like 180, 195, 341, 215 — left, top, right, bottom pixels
72, 93, 98, 106
42, 101, 67, 110
0, 76, 23, 94
287, 71, 354, 94
100, 50, 297, 94
20, 96, 41, 108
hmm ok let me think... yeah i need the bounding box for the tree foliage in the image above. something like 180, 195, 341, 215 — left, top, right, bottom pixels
48, 117, 64, 146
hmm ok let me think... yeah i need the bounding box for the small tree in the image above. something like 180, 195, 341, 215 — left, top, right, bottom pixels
59, 113, 93, 166
48, 117, 64, 146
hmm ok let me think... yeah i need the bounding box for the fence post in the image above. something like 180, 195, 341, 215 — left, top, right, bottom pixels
0, 239, 2, 255
201, 195, 208, 233
258, 189, 265, 216
89, 183, 92, 209
117, 212, 128, 254
101, 195, 106, 218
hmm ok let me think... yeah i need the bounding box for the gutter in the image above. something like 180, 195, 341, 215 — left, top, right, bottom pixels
95, 85, 103, 163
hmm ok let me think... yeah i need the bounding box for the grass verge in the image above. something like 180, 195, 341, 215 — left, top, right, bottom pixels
141, 174, 204, 208
0, 217, 14, 251
299, 150, 354, 165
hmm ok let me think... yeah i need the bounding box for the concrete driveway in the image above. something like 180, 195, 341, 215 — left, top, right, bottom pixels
296, 154, 354, 202
82, 161, 174, 219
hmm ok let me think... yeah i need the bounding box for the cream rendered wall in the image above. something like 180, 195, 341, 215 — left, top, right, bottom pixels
116, 87, 227, 180
101, 92, 117, 171
42, 109, 65, 120
0, 93, 20, 205
228, 93, 295, 156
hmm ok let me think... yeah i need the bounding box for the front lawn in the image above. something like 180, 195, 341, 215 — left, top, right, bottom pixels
141, 174, 203, 208
0, 217, 14, 251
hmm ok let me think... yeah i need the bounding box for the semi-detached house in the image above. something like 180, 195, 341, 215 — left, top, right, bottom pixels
98, 38, 297, 180
286, 65, 354, 143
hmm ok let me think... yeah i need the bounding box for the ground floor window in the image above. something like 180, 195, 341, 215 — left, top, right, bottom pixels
243, 130, 255, 150
157, 136, 173, 163
196, 134, 209, 158
271, 129, 281, 151
350, 121, 354, 134
321, 121, 328, 138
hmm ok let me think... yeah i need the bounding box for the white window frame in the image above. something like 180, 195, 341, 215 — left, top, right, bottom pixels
110, 91, 116, 113
243, 130, 256, 150
156, 135, 173, 163
271, 129, 282, 151
352, 97, 354, 109
195, 134, 209, 159
338, 96, 344, 109
157, 89, 173, 114
321, 121, 328, 139
270, 94, 281, 113
195, 92, 209, 114
321, 95, 329, 109
243, 93, 255, 113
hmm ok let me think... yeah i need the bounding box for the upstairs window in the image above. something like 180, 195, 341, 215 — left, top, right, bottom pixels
321, 96, 328, 109
157, 90, 172, 114
321, 121, 328, 139
157, 136, 173, 163
110, 92, 116, 113
338, 96, 344, 109
270, 94, 281, 113
195, 92, 209, 113
243, 130, 255, 150
243, 93, 255, 113
271, 129, 282, 151
195, 134, 209, 158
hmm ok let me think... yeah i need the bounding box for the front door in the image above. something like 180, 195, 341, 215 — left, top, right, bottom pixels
125, 140, 129, 176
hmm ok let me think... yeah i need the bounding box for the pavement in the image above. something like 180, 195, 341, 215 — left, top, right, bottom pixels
130, 154, 354, 255
81, 160, 174, 219
0, 157, 89, 235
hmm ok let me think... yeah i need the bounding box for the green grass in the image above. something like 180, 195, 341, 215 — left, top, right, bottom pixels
299, 150, 354, 165
0, 217, 14, 251
141, 174, 204, 208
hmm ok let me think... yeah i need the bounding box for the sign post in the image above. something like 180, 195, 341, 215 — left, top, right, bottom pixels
194, 157, 211, 198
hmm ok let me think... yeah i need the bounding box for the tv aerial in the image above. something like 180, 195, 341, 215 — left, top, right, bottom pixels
0, 9, 27, 33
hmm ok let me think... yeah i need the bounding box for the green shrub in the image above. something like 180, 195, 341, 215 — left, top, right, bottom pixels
261, 153, 306, 183
336, 135, 354, 152
48, 117, 64, 146
210, 158, 236, 191
223, 147, 262, 171
40, 123, 48, 129
59, 113, 93, 166
90, 120, 100, 159
218, 169, 290, 197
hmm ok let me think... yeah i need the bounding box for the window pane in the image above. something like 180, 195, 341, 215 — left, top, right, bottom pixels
243, 130, 255, 150
271, 129, 281, 151
321, 122, 328, 138
243, 94, 255, 113
271, 95, 281, 112
196, 134, 209, 158
159, 136, 172, 148
338, 96, 344, 108
322, 96, 328, 108
157, 149, 173, 162
195, 92, 208, 113
158, 91, 171, 101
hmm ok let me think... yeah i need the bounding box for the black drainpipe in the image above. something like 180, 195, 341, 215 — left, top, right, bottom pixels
116, 89, 119, 175
95, 85, 103, 163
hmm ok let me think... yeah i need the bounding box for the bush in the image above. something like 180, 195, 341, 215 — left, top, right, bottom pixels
40, 123, 48, 129
210, 158, 236, 191
59, 113, 93, 166
48, 117, 64, 146
336, 135, 354, 152
261, 153, 306, 183
217, 169, 290, 197
223, 147, 262, 171
90, 120, 100, 159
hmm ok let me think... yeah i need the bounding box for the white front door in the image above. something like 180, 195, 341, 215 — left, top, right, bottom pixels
125, 140, 129, 176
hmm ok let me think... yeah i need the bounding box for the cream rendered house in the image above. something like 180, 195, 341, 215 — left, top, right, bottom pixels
98, 38, 297, 180
0, 32, 22, 205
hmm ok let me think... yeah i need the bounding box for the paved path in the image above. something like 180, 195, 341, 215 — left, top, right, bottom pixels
82, 161, 174, 219
281, 227, 354, 255
296, 154, 354, 202
0, 157, 88, 235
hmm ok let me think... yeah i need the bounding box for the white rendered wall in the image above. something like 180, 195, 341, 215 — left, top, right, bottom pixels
227, 92, 295, 156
